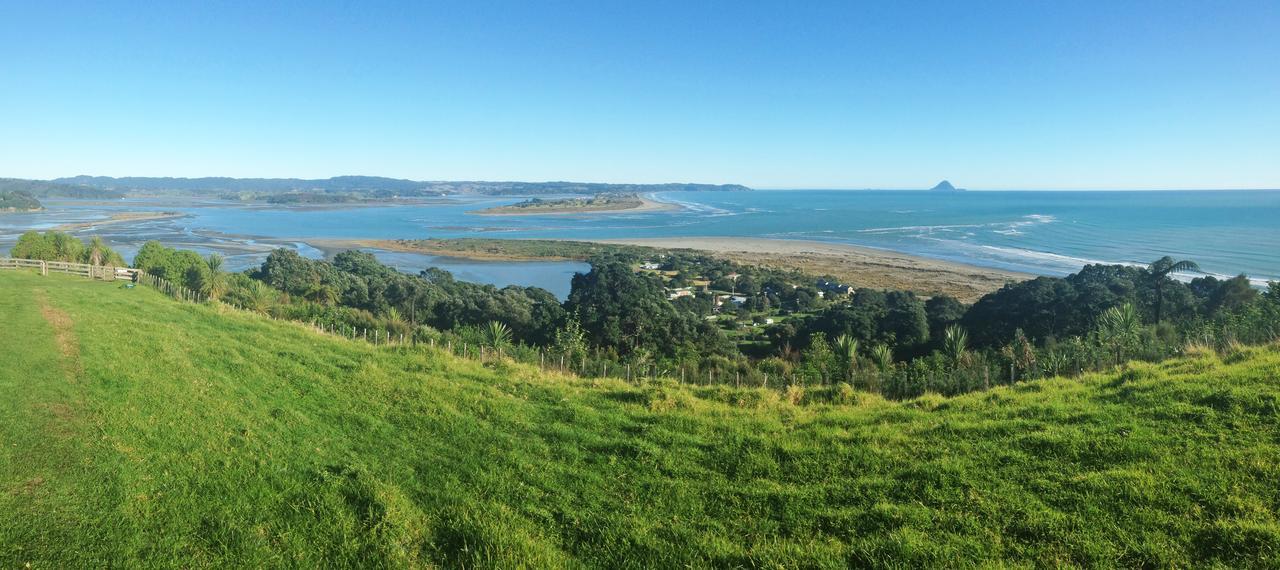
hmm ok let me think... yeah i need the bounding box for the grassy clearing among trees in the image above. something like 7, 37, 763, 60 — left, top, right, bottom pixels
2, 270, 1279, 567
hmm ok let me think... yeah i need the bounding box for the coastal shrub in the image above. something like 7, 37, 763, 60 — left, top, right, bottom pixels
133, 240, 211, 291
10, 230, 124, 266
83, 239, 1280, 404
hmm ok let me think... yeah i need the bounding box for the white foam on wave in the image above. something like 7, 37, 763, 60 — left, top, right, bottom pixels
857, 223, 984, 234
860, 215, 1059, 238
988, 213, 1059, 237
974, 244, 1275, 285
657, 195, 736, 217
978, 244, 1119, 269
1197, 270, 1275, 287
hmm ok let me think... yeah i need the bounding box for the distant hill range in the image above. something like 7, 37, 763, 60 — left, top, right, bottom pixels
0, 178, 124, 199
930, 180, 965, 192
50, 176, 751, 197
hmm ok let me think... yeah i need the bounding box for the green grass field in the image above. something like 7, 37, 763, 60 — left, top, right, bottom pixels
2, 270, 1279, 568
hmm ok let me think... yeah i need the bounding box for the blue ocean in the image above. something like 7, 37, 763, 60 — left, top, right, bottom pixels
3, 190, 1278, 296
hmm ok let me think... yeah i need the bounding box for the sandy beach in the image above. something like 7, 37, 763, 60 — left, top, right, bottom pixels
473, 196, 678, 216
53, 211, 187, 231
309, 236, 1028, 301
590, 237, 1027, 302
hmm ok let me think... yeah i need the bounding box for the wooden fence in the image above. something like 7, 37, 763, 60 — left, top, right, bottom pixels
0, 257, 205, 302
0, 257, 139, 280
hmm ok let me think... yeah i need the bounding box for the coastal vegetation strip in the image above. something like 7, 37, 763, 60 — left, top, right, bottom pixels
2, 269, 1279, 567
314, 237, 652, 261
472, 193, 673, 215
343, 236, 1028, 301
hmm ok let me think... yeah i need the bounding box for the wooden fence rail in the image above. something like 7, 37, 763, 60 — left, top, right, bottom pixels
0, 257, 202, 302
0, 257, 140, 281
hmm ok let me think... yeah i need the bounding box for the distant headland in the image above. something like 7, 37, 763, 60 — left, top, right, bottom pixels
0, 190, 44, 213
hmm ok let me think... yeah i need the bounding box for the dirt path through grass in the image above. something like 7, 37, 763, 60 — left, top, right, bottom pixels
0, 275, 113, 565
33, 288, 83, 379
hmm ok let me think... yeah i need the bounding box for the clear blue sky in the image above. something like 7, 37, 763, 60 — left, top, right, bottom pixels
1, 1, 1276, 189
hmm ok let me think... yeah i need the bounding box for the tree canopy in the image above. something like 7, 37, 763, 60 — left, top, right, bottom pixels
11, 231, 124, 266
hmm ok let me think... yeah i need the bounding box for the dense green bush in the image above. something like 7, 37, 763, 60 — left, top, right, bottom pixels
10, 231, 124, 266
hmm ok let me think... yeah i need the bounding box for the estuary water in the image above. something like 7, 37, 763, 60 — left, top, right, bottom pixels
2, 190, 1277, 295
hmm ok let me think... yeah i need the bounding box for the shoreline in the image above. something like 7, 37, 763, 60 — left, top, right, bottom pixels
305, 236, 1028, 301
588, 237, 1029, 302
471, 196, 678, 216
304, 238, 586, 261
52, 211, 187, 231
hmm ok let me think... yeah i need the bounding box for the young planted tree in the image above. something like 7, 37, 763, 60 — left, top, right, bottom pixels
551, 317, 588, 361
1148, 257, 1200, 325
1002, 329, 1038, 382
1097, 303, 1144, 366
85, 236, 124, 266
195, 254, 228, 300
834, 334, 859, 383
942, 325, 971, 369
241, 279, 278, 314
870, 344, 894, 374
383, 306, 406, 326
801, 333, 836, 385
484, 321, 513, 353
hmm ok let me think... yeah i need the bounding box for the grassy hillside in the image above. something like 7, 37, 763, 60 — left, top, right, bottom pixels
2, 270, 1278, 568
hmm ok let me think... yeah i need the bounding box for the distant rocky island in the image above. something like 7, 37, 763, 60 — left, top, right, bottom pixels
930, 180, 965, 192
475, 193, 675, 215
